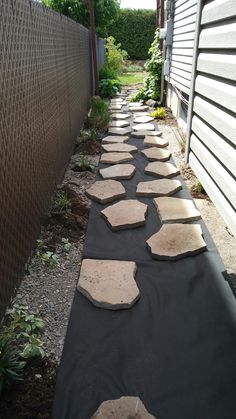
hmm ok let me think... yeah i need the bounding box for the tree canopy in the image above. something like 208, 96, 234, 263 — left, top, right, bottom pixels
42, 0, 120, 38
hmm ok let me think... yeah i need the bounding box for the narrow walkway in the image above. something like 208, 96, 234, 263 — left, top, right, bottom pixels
54, 90, 236, 419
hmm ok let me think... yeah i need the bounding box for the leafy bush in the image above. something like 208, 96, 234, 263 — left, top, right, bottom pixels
129, 88, 147, 102
151, 107, 166, 119
88, 96, 111, 129
99, 79, 121, 98
100, 36, 128, 80
109, 9, 156, 60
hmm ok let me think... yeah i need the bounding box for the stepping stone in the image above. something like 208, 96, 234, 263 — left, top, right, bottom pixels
145, 162, 180, 178
133, 112, 150, 117
141, 147, 171, 162
77, 259, 140, 310
109, 120, 130, 128
134, 115, 154, 123
100, 152, 133, 164
136, 179, 182, 197
102, 135, 129, 144
108, 127, 132, 136
128, 102, 143, 107
129, 105, 149, 112
86, 180, 126, 203
112, 113, 130, 120
110, 98, 124, 103
144, 136, 169, 148
92, 396, 155, 419
146, 224, 207, 260
133, 123, 155, 131
100, 164, 136, 180
102, 143, 137, 153
101, 199, 148, 230
154, 197, 202, 223
109, 104, 122, 111
132, 130, 162, 139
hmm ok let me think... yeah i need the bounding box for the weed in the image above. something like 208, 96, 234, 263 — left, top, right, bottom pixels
192, 180, 206, 194
88, 96, 111, 130
20, 335, 45, 359
71, 155, 95, 172
79, 128, 97, 142
0, 340, 26, 393
52, 190, 71, 213
61, 238, 72, 252
38, 251, 59, 267
151, 107, 166, 119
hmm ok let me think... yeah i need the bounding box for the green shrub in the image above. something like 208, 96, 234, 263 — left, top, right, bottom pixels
99, 79, 121, 99
88, 96, 111, 130
100, 36, 128, 80
151, 107, 166, 119
109, 9, 156, 60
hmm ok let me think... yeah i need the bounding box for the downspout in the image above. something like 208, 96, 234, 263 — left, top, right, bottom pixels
158, 0, 165, 104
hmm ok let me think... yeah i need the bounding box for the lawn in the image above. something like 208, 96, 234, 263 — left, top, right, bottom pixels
119, 71, 147, 85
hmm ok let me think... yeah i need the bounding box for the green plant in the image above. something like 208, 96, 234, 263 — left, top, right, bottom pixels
79, 128, 97, 141
151, 107, 166, 119
130, 88, 147, 102
52, 190, 71, 213
99, 79, 121, 98
0, 340, 26, 393
101, 36, 128, 79
192, 180, 206, 194
61, 238, 72, 252
72, 155, 95, 172
123, 64, 143, 73
20, 335, 45, 359
88, 96, 111, 129
38, 251, 59, 267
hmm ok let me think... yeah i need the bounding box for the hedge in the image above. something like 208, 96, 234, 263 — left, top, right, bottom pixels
109, 9, 156, 60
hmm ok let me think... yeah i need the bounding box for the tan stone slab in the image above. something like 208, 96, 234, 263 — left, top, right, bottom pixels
136, 179, 182, 197
77, 260, 140, 310
128, 102, 143, 107
100, 152, 133, 164
110, 98, 124, 103
102, 143, 137, 153
102, 135, 129, 144
109, 104, 122, 111
131, 130, 162, 138
147, 224, 207, 260
133, 123, 155, 132
109, 120, 130, 128
100, 164, 136, 180
134, 115, 154, 123
86, 180, 126, 203
92, 396, 156, 419
154, 197, 202, 223
133, 112, 150, 117
111, 113, 131, 120
144, 136, 168, 148
101, 199, 148, 230
129, 105, 149, 112
108, 127, 132, 136
141, 147, 171, 162
145, 162, 180, 178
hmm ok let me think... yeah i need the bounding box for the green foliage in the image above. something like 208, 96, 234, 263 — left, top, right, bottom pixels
109, 9, 156, 60
71, 155, 95, 172
43, 0, 120, 38
123, 64, 143, 73
99, 79, 121, 98
52, 191, 71, 213
103, 36, 128, 78
36, 240, 59, 267
77, 128, 97, 143
0, 341, 25, 393
129, 88, 147, 102
88, 96, 111, 129
61, 238, 72, 252
192, 180, 206, 194
151, 107, 166, 119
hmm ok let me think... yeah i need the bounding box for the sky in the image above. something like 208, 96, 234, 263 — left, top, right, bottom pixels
120, 0, 156, 9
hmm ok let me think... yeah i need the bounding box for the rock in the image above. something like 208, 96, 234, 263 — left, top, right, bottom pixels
86, 180, 126, 204
131, 131, 162, 138
136, 179, 182, 197
111, 113, 131, 120
108, 127, 132, 136
145, 162, 180, 178
91, 396, 156, 418
99, 164, 136, 180
102, 143, 137, 153
144, 136, 168, 148
154, 197, 201, 223
147, 224, 207, 260
102, 136, 129, 144
101, 199, 148, 230
110, 98, 124, 103
146, 99, 156, 106
109, 120, 130, 128
100, 152, 134, 164
134, 116, 154, 123
141, 147, 171, 162
109, 104, 122, 111
77, 260, 140, 310
129, 105, 149, 112
133, 123, 155, 132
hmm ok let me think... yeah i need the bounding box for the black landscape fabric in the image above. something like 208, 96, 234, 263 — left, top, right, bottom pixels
53, 135, 236, 419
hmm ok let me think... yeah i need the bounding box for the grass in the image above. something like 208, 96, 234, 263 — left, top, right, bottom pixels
119, 71, 147, 85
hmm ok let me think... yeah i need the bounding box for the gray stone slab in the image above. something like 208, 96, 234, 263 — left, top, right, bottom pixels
141, 147, 171, 162
145, 162, 180, 178
134, 115, 154, 123
86, 179, 126, 203
129, 105, 149, 112
133, 123, 155, 132
131, 130, 162, 138
111, 113, 131, 120
109, 104, 122, 111
100, 152, 134, 164
147, 224, 207, 260
102, 135, 129, 144
110, 98, 124, 103
102, 143, 137, 153
144, 136, 169, 148
92, 396, 156, 419
108, 127, 132, 136
77, 259, 140, 310
109, 120, 130, 128
128, 102, 143, 107
101, 199, 148, 230
99, 164, 136, 180
154, 196, 202, 223
136, 179, 182, 197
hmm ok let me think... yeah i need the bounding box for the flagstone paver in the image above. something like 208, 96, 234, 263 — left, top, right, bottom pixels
129, 105, 149, 112
141, 147, 171, 162
136, 179, 182, 197
131, 130, 162, 138
144, 136, 169, 148
147, 224, 207, 260
112, 113, 131, 120
102, 135, 129, 144
154, 197, 202, 223
134, 115, 154, 123
92, 396, 156, 419
128, 102, 143, 107
133, 123, 155, 131
99, 164, 136, 180
145, 162, 180, 178
109, 104, 123, 111
101, 199, 148, 230
86, 180, 126, 204
109, 120, 130, 128
102, 143, 138, 153
77, 259, 140, 310
100, 152, 134, 164
108, 127, 132, 136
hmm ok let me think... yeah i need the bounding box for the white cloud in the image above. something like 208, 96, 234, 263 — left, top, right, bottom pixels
120, 0, 156, 9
